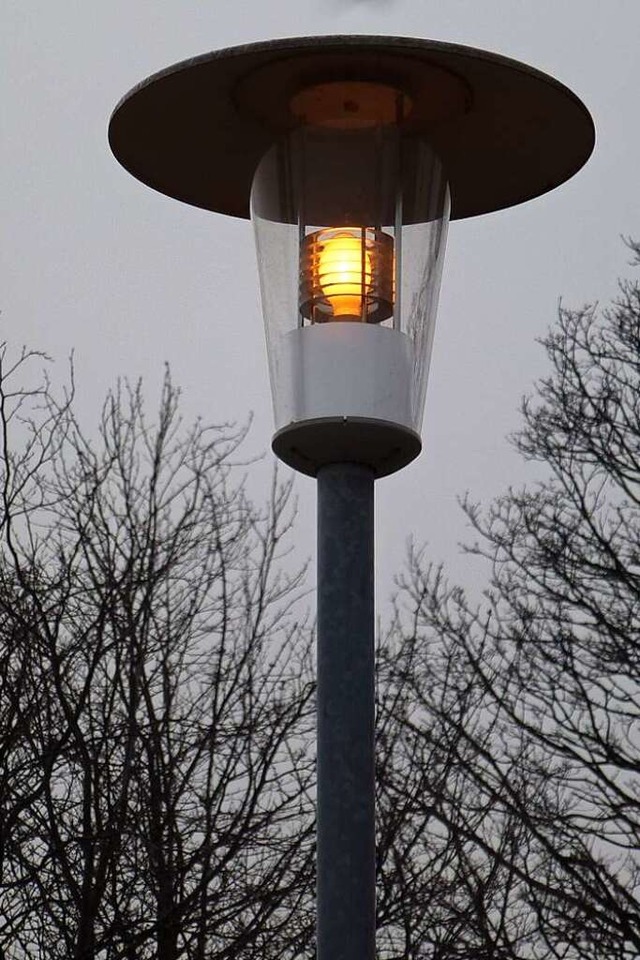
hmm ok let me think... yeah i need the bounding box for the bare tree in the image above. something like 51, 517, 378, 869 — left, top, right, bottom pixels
0, 347, 315, 959
0, 345, 525, 960
0, 342, 570, 960
10, 261, 640, 960
385, 246, 640, 958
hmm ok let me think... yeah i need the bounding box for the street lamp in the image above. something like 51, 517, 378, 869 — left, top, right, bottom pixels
109, 35, 593, 960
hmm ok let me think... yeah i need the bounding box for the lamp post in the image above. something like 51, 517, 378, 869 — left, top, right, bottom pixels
109, 36, 593, 960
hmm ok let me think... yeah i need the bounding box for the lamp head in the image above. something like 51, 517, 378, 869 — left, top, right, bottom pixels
109, 36, 594, 476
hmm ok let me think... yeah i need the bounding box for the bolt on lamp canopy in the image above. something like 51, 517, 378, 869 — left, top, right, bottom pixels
109, 36, 594, 477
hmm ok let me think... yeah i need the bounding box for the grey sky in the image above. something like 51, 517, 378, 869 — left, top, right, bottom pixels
3, 0, 639, 598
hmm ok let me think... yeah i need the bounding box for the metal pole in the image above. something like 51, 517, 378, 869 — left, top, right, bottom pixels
316, 462, 376, 960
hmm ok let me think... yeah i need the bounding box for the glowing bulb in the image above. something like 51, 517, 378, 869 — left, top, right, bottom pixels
299, 227, 393, 324
316, 229, 372, 319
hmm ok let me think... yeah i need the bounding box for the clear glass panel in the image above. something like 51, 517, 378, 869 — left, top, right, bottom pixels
401, 145, 451, 428
251, 126, 449, 436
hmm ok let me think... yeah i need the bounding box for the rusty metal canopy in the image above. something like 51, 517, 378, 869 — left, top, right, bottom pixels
108, 35, 594, 221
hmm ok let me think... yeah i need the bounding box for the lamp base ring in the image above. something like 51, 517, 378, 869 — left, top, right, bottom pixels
272, 416, 421, 477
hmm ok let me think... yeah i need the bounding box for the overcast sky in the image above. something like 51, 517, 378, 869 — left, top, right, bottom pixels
3, 0, 640, 601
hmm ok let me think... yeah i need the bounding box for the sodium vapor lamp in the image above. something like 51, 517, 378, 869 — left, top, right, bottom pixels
108, 34, 594, 960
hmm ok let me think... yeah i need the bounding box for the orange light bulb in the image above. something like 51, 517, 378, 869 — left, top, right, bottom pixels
299, 227, 394, 324
316, 230, 372, 319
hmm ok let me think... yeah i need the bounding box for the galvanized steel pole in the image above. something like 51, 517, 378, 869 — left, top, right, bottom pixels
316, 462, 376, 960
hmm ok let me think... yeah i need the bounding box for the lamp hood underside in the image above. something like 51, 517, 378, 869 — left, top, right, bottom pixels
108, 35, 595, 222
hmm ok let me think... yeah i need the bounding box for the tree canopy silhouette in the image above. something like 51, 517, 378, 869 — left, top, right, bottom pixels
0, 352, 314, 958
385, 243, 640, 958
2, 243, 640, 959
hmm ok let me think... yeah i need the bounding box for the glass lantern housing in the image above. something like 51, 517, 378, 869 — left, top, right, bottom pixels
251, 90, 450, 477
108, 37, 595, 476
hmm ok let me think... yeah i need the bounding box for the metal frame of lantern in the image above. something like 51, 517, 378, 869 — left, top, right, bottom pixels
108, 36, 594, 960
